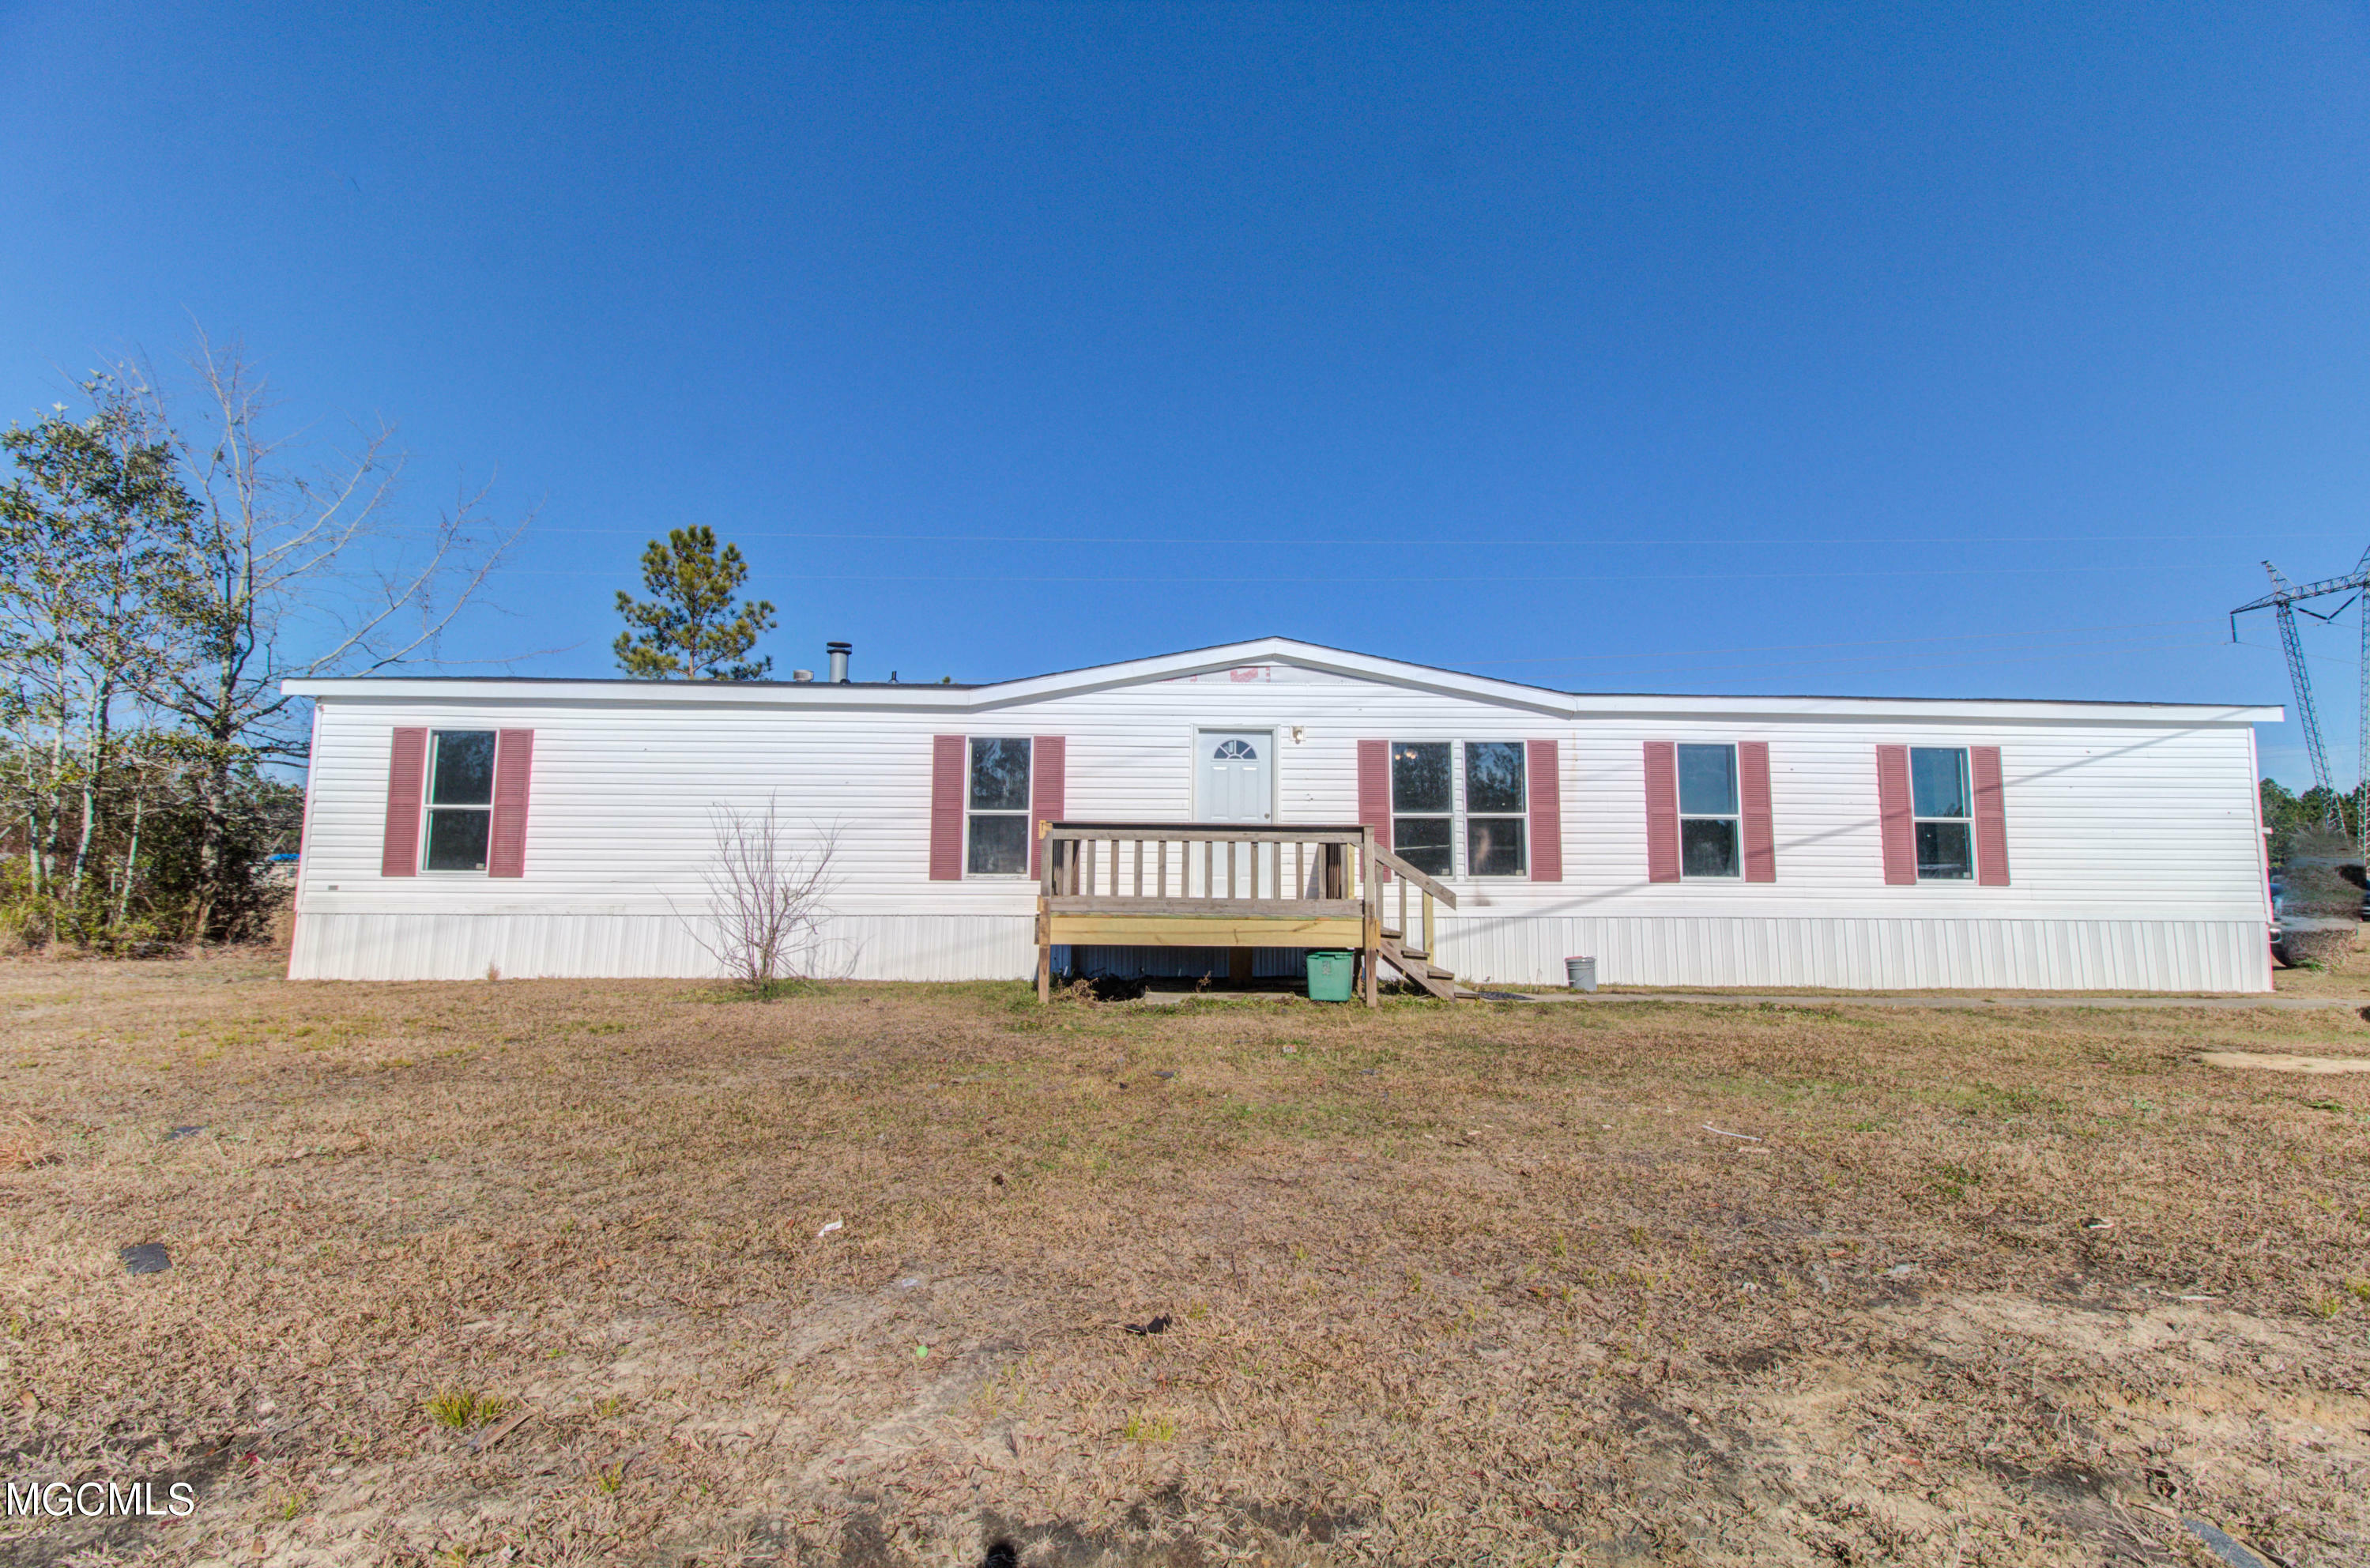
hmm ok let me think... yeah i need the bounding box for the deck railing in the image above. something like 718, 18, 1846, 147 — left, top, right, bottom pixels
1036, 821, 1458, 1003
1044, 822, 1367, 914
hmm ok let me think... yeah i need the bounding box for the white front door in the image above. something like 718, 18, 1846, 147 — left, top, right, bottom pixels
1197, 731, 1272, 824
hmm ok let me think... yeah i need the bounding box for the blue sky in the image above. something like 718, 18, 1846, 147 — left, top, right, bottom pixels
3, 3, 2368, 782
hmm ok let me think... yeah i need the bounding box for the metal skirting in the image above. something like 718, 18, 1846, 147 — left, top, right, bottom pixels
288, 910, 2270, 993
1433, 915, 2272, 993
288, 912, 1037, 982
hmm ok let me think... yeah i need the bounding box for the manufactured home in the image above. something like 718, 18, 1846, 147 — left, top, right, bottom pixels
284, 636, 2279, 993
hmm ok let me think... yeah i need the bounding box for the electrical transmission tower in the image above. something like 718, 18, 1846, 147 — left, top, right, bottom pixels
2232, 546, 2370, 861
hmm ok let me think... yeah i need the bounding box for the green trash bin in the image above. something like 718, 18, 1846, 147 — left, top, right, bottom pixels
1306, 950, 1355, 1002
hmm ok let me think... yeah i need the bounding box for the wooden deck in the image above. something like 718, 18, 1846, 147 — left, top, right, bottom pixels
1034, 822, 1460, 1005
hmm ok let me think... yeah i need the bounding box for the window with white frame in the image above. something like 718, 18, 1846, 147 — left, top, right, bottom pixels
1392, 741, 1528, 878
966, 737, 1033, 876
423, 729, 496, 872
1911, 746, 1973, 880
1464, 741, 1528, 877
1389, 742, 1453, 877
1678, 743, 1739, 878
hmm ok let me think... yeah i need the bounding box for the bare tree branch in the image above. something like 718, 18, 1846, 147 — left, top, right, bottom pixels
671, 800, 852, 997
132, 328, 532, 936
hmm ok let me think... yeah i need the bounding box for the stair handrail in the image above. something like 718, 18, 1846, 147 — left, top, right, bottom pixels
1367, 843, 1459, 910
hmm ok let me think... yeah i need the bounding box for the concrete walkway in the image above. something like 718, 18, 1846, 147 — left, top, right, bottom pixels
1140, 984, 2369, 1011
1499, 990, 2369, 1011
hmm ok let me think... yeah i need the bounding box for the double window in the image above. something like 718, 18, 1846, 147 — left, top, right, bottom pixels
1678, 743, 1740, 878
966, 737, 1034, 876
1390, 741, 1527, 878
1911, 746, 1973, 880
423, 729, 496, 872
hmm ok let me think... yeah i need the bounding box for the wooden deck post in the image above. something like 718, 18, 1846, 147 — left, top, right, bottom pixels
1360, 832, 1379, 1008
1035, 898, 1052, 1002
1036, 825, 1054, 1003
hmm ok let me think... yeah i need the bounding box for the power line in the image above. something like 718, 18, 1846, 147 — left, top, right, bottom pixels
558, 527, 2361, 548
1563, 636, 2225, 680
2233, 639, 2357, 671
1465, 616, 2220, 665
506, 559, 2285, 585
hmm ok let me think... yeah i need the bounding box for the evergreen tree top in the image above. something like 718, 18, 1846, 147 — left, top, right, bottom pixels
613, 526, 777, 681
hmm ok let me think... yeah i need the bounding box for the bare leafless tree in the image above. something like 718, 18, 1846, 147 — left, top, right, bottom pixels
138, 330, 530, 937
676, 798, 850, 997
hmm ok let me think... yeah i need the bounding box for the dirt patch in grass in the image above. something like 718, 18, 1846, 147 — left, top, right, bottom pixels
2198, 1050, 2370, 1074
2, 955, 2366, 1565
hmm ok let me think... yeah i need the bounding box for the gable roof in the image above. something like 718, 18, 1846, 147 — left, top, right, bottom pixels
283, 635, 2281, 724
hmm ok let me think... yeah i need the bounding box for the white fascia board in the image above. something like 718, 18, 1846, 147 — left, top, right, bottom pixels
279, 677, 978, 708
1564, 694, 2284, 725
277, 638, 1580, 714
281, 635, 2283, 726
967, 637, 1582, 714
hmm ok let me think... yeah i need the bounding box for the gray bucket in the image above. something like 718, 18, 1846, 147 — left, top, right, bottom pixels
1566, 956, 1597, 993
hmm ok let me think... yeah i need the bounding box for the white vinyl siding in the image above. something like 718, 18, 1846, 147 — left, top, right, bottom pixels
288, 657, 2274, 991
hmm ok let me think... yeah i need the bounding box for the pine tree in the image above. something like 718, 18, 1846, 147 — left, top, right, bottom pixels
613, 527, 777, 680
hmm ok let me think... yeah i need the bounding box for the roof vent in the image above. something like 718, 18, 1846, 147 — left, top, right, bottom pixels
791, 669, 813, 683
827, 641, 851, 684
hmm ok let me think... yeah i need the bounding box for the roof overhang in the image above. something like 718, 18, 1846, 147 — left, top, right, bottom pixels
281, 636, 2283, 725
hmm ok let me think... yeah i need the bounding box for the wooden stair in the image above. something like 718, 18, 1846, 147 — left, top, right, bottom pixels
1379, 929, 1458, 1001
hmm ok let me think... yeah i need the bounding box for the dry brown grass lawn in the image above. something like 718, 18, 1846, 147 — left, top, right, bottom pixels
2, 956, 2366, 1567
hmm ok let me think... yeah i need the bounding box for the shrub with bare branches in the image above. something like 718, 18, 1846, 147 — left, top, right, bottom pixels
675, 797, 847, 997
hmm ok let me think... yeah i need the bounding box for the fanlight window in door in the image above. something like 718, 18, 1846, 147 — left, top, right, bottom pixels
1213, 739, 1257, 760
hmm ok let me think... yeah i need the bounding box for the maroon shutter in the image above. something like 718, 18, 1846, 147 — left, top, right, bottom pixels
381, 727, 428, 877
1971, 745, 2009, 886
1643, 741, 1679, 883
1527, 739, 1562, 881
1030, 735, 1064, 878
1876, 744, 1916, 884
1739, 741, 1774, 883
488, 729, 534, 877
929, 736, 966, 880
1356, 740, 1391, 850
